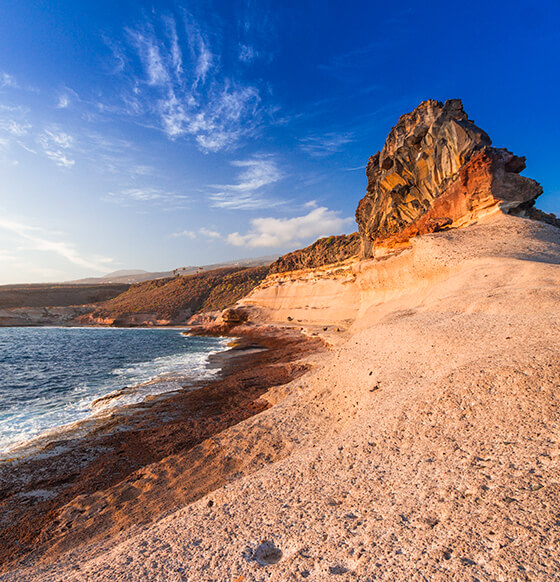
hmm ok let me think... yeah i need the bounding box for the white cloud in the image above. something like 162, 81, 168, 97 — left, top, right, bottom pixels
209, 156, 282, 210
120, 188, 164, 201
0, 218, 113, 272
104, 187, 188, 206
157, 82, 260, 151
170, 229, 196, 239
103, 36, 127, 74
239, 44, 258, 63
38, 129, 75, 167
199, 227, 221, 238
227, 206, 354, 248
169, 227, 220, 239
56, 88, 79, 109
163, 16, 183, 78
127, 28, 170, 87
57, 95, 70, 109
114, 13, 263, 152
183, 15, 213, 86
0, 119, 31, 137
0, 72, 18, 89
299, 132, 354, 157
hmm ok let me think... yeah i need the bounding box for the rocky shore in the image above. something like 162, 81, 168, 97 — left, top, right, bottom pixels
0, 325, 325, 573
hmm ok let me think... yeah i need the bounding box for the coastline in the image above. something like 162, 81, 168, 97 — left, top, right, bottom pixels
0, 218, 559, 580
0, 327, 232, 459
0, 323, 325, 573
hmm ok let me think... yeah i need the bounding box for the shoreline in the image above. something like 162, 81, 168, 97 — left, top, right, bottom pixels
0, 323, 325, 573
0, 327, 230, 461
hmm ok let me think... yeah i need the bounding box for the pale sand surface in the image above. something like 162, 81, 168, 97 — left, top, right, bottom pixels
4, 216, 560, 581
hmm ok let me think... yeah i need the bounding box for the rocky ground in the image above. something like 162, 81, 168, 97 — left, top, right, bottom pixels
0, 327, 324, 574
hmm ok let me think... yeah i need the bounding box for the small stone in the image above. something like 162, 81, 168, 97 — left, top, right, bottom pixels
329, 564, 349, 575
254, 541, 283, 566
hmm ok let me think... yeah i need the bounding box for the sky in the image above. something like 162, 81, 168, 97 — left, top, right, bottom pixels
0, 0, 559, 284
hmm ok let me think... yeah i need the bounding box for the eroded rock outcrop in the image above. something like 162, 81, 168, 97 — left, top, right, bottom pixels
269, 232, 360, 274
356, 99, 543, 257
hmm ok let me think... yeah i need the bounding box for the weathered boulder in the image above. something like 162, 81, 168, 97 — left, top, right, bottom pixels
220, 307, 249, 325
356, 99, 543, 257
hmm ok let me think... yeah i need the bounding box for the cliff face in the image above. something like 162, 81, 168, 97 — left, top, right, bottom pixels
356, 99, 543, 257
269, 232, 360, 274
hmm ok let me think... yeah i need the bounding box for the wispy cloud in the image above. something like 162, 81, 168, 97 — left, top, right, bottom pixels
0, 217, 113, 272
239, 44, 258, 63
56, 87, 79, 109
57, 95, 70, 109
0, 119, 31, 137
170, 229, 196, 239
104, 187, 188, 207
227, 205, 354, 248
236, 0, 277, 64
299, 131, 354, 157
0, 72, 19, 89
112, 11, 264, 152
38, 129, 75, 167
102, 36, 127, 74
182, 12, 212, 85
209, 156, 283, 210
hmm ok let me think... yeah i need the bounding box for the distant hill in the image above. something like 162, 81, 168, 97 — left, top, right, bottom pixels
82, 265, 270, 325
0, 284, 131, 309
66, 256, 278, 285
67, 270, 172, 285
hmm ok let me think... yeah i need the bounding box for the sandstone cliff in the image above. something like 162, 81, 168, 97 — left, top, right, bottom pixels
356, 99, 543, 257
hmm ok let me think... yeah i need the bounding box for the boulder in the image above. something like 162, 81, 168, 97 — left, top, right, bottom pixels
220, 307, 249, 325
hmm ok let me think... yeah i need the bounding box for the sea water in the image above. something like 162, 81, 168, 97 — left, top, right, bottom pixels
0, 327, 229, 457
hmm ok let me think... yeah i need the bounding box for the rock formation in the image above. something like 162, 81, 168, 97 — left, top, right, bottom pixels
269, 232, 360, 274
356, 99, 543, 257
219, 307, 249, 325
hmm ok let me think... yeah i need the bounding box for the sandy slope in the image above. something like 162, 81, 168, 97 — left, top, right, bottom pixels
4, 215, 560, 581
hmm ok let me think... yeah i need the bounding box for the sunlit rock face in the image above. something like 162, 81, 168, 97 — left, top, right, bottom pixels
356, 99, 543, 257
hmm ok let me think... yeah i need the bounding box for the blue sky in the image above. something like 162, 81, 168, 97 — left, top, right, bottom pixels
0, 0, 559, 283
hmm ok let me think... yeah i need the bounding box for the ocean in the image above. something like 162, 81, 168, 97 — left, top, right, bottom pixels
0, 327, 229, 458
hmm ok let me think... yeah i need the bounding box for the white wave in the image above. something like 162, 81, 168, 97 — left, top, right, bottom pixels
0, 335, 230, 459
